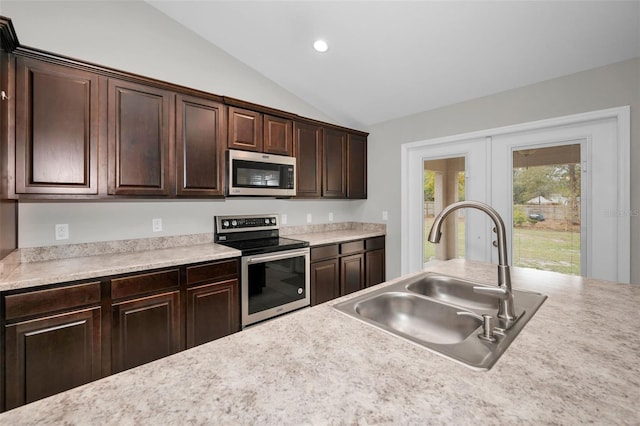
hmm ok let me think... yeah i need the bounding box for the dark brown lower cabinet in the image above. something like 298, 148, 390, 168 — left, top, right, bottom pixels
366, 249, 386, 287
186, 279, 239, 348
341, 253, 365, 295
311, 258, 340, 305
4, 307, 102, 410
310, 236, 385, 305
111, 291, 181, 373
1, 260, 240, 412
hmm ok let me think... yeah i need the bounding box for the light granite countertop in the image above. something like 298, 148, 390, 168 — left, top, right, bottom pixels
2, 259, 638, 424
0, 225, 385, 292
287, 229, 385, 246
0, 243, 241, 292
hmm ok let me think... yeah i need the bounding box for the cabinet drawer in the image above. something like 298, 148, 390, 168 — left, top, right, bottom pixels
311, 244, 339, 261
365, 236, 385, 251
340, 240, 364, 255
111, 269, 179, 300
186, 259, 238, 285
4, 282, 101, 322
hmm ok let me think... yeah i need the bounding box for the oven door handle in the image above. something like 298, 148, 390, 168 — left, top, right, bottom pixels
246, 248, 309, 265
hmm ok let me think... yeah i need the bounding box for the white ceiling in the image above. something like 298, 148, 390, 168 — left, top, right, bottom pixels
147, 1, 640, 128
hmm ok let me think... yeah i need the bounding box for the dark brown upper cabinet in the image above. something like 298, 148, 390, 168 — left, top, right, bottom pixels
347, 133, 367, 199
263, 114, 293, 156
1, 24, 368, 200
107, 79, 173, 196
227, 106, 263, 152
293, 121, 323, 198
176, 94, 226, 197
15, 57, 99, 195
322, 128, 347, 198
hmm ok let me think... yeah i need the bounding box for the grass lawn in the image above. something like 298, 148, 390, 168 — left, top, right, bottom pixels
424, 218, 580, 275
512, 227, 580, 275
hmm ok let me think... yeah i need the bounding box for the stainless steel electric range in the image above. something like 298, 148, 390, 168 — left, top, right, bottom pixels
214, 214, 310, 328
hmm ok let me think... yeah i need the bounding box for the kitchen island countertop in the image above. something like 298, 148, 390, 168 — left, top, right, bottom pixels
1, 259, 638, 424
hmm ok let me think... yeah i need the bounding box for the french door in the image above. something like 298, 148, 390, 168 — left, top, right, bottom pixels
401, 136, 489, 274
402, 107, 630, 283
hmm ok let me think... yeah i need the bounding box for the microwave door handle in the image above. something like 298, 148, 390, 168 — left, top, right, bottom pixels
246, 249, 308, 265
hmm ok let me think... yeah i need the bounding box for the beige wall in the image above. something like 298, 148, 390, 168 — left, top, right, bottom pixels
365, 58, 640, 282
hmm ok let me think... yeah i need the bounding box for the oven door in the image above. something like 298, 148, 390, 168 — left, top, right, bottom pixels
241, 247, 310, 327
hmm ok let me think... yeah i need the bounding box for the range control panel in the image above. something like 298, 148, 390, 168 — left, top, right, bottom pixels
215, 215, 278, 233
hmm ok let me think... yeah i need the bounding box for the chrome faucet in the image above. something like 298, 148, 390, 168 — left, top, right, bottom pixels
427, 200, 518, 322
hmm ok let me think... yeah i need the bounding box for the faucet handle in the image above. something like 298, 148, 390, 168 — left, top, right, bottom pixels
457, 311, 497, 343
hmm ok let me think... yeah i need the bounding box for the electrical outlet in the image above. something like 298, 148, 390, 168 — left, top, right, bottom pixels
281, 214, 287, 225
55, 224, 69, 240
382, 211, 389, 221
152, 218, 163, 232
306, 213, 312, 223
328, 212, 334, 222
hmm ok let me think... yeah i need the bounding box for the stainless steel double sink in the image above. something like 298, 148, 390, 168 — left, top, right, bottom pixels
334, 272, 547, 370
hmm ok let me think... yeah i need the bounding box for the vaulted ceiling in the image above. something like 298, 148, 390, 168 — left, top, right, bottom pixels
147, 1, 640, 128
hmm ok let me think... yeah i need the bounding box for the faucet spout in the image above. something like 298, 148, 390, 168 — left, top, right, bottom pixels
428, 200, 517, 322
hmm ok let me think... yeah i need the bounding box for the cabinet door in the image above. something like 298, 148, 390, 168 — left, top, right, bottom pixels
347, 134, 367, 199
4, 307, 102, 410
311, 258, 340, 306
263, 114, 293, 156
186, 278, 239, 348
293, 121, 322, 197
227, 107, 262, 152
176, 94, 225, 196
15, 57, 99, 194
323, 128, 347, 198
111, 291, 181, 373
341, 253, 364, 296
108, 79, 173, 195
366, 249, 386, 288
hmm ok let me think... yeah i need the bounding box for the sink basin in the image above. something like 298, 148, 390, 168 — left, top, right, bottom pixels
406, 274, 500, 312
355, 292, 481, 345
334, 272, 547, 370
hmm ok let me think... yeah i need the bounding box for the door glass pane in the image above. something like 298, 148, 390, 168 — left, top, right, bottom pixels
512, 144, 581, 274
424, 157, 466, 264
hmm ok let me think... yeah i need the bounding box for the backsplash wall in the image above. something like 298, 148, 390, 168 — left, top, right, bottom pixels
19, 199, 367, 248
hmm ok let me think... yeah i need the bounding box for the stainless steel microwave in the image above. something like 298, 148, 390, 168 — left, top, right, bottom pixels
227, 149, 296, 197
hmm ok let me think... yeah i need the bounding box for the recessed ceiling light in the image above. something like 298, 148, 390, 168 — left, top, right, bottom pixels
313, 39, 328, 53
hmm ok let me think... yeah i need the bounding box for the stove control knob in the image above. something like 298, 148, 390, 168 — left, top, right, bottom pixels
222, 220, 229, 228
265, 219, 270, 224
231, 220, 237, 227
271, 218, 276, 224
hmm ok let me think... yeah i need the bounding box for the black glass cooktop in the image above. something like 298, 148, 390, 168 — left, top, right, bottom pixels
218, 236, 309, 256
